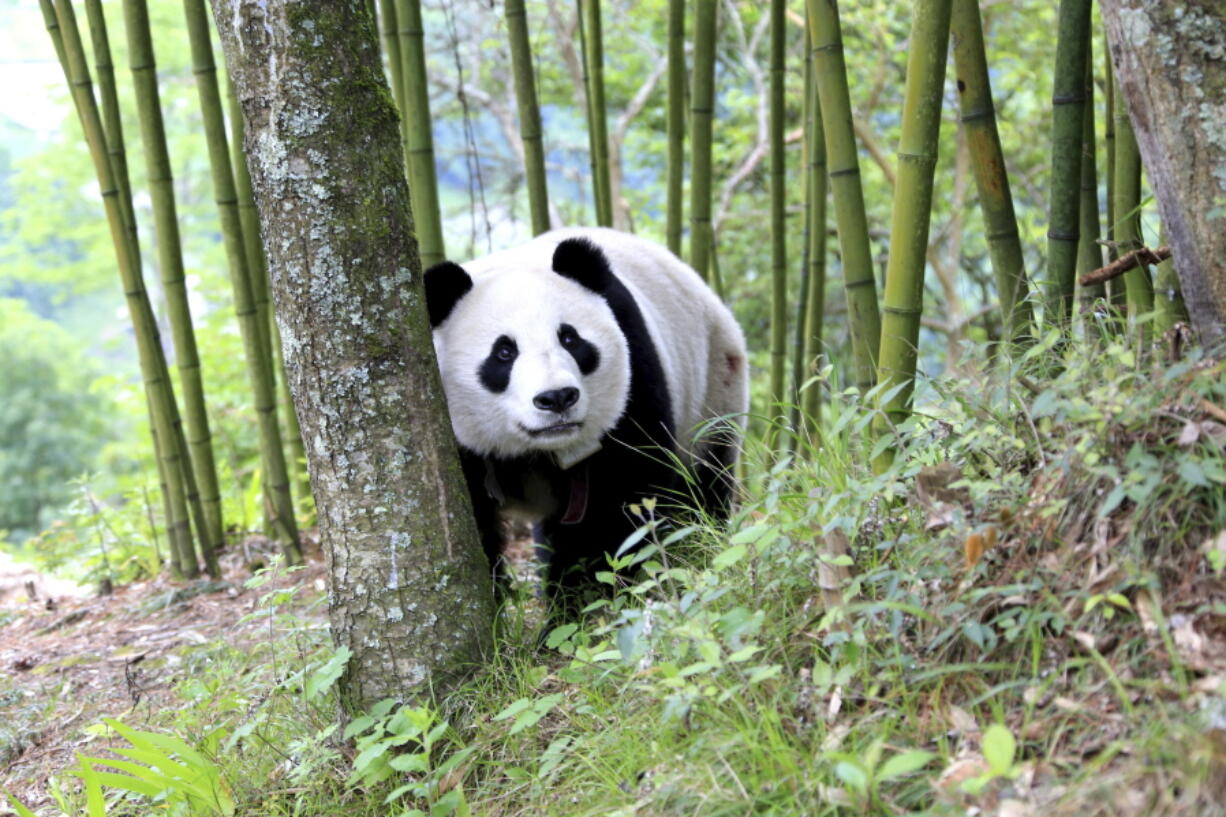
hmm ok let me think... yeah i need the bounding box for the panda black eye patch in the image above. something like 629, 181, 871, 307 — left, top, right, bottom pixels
478, 335, 517, 393
558, 323, 600, 375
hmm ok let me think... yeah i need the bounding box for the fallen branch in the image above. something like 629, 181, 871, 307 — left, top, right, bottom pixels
1078, 244, 1171, 287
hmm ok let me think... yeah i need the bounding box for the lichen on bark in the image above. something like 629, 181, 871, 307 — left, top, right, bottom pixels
1101, 0, 1226, 348
210, 0, 494, 708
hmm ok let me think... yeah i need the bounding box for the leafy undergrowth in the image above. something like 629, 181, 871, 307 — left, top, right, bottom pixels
8, 336, 1226, 817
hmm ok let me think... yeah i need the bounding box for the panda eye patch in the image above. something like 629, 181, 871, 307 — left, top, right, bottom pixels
558, 323, 600, 375
478, 335, 518, 393
494, 337, 518, 362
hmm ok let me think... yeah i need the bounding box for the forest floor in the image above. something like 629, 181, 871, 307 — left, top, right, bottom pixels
0, 541, 329, 812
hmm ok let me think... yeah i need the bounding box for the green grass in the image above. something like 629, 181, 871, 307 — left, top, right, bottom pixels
14, 334, 1226, 816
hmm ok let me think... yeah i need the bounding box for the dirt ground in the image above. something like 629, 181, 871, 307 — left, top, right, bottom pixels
0, 543, 329, 813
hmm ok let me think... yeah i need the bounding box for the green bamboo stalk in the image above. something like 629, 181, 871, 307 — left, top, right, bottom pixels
950, 0, 1033, 346
805, 0, 880, 393
689, 0, 717, 286
665, 0, 685, 255
125, 0, 225, 574
227, 84, 310, 507
797, 37, 827, 449
182, 0, 301, 562
1112, 84, 1154, 331
872, 0, 954, 471
505, 0, 550, 235
378, 0, 405, 116
226, 86, 274, 398
767, 0, 786, 451
579, 0, 613, 227
1154, 223, 1189, 333
45, 0, 198, 576
1103, 31, 1126, 313
1045, 0, 1092, 328
79, 0, 217, 575
1076, 35, 1106, 304
396, 0, 446, 267
789, 46, 814, 442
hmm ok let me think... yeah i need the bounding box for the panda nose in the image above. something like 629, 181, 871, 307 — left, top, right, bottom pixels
533, 387, 580, 413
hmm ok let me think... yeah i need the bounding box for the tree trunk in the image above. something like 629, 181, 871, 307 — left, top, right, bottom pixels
1100, 1, 1226, 348
211, 0, 495, 708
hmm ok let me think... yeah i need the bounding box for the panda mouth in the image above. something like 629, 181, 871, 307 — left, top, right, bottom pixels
525, 421, 582, 437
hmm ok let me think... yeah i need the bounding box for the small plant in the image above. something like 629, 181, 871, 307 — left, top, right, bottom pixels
346, 701, 476, 817
70, 718, 235, 816
822, 737, 936, 811
960, 723, 1022, 795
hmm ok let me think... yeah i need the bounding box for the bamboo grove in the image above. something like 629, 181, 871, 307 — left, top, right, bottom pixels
42, 0, 1187, 573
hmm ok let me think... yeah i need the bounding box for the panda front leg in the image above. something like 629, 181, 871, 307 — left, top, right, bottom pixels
458, 451, 511, 598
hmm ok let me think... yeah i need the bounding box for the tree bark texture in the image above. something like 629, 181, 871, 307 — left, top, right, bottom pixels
1100, 1, 1226, 348
210, 0, 495, 708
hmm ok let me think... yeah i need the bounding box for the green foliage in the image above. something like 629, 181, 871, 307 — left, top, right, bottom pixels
0, 298, 118, 540
346, 700, 475, 817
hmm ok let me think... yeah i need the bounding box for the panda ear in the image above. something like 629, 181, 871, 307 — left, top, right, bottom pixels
552, 238, 614, 294
423, 261, 473, 327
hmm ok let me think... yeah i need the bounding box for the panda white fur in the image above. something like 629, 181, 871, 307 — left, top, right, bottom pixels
425, 227, 748, 613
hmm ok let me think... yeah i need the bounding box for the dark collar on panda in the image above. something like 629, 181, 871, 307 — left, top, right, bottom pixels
481, 455, 594, 525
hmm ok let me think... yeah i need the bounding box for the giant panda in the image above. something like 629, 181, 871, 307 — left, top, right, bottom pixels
424, 227, 748, 615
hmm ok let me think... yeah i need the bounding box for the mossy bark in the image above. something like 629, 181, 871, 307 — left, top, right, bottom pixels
210, 0, 495, 707
1101, 0, 1226, 348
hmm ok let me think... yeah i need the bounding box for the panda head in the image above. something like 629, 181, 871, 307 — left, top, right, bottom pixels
424, 238, 630, 463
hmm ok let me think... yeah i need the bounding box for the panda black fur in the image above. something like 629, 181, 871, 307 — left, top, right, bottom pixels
424, 227, 748, 614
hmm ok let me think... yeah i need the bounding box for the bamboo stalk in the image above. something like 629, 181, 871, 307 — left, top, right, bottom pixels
800, 35, 827, 447
79, 0, 217, 575
579, 0, 612, 227
396, 0, 446, 267
950, 0, 1033, 346
665, 0, 685, 255
505, 0, 551, 235
689, 0, 717, 286
45, 0, 199, 576
182, 0, 301, 562
378, 0, 405, 114
805, 0, 880, 393
767, 0, 786, 451
1112, 81, 1154, 332
1103, 37, 1126, 309
1154, 225, 1188, 332
1045, 0, 1092, 328
1076, 30, 1106, 304
872, 0, 954, 471
125, 0, 225, 574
